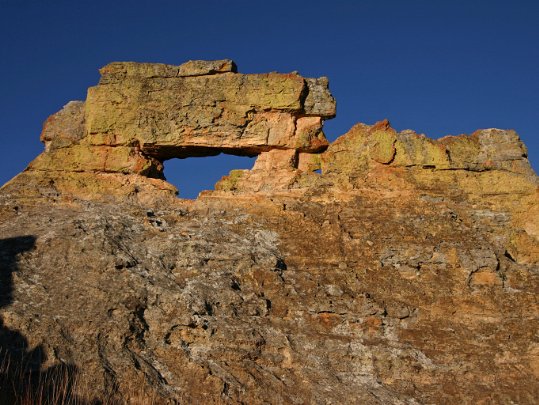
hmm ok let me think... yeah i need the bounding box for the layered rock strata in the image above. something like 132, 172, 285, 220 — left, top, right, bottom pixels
3, 59, 335, 203
0, 60, 538, 404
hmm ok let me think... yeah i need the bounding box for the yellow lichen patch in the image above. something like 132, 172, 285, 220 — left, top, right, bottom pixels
456, 170, 537, 197
99, 61, 180, 80
393, 134, 450, 168
513, 191, 539, 239
321, 123, 371, 176
238, 73, 305, 110
214, 169, 247, 192
84, 66, 332, 154
85, 85, 139, 137
369, 129, 396, 164
72, 172, 176, 204
440, 135, 480, 169
28, 145, 159, 175
297, 153, 321, 172
507, 230, 539, 265
0, 171, 177, 204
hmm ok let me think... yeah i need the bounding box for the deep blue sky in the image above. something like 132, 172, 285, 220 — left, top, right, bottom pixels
1, 0, 538, 198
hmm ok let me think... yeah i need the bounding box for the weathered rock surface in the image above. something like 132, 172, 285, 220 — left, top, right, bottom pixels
0, 60, 538, 404
3, 59, 335, 204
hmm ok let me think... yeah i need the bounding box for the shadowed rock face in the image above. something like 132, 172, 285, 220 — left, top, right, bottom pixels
0, 60, 538, 404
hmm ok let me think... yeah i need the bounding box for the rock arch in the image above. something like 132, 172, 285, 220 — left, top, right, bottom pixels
11, 59, 335, 202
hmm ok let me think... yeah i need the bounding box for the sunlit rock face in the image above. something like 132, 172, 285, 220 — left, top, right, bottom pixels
87, 60, 334, 155
2, 59, 335, 203
0, 60, 538, 404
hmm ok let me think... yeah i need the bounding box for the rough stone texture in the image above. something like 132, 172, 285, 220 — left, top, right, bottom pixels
2, 59, 335, 203
304, 77, 336, 117
40, 101, 86, 151
0, 61, 538, 404
99, 59, 237, 83
86, 62, 334, 157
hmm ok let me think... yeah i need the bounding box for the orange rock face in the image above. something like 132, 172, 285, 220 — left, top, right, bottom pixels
3, 59, 335, 203
0, 60, 538, 404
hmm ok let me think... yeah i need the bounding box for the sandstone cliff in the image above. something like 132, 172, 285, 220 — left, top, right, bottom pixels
0, 60, 538, 404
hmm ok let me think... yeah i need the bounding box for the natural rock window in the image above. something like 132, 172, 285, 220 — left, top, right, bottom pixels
164, 154, 256, 199
13, 59, 335, 203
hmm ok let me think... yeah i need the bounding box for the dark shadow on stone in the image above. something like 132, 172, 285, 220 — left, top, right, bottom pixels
0, 236, 93, 404
0, 236, 35, 308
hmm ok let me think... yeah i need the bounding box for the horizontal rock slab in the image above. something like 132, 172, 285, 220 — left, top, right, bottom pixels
98, 59, 237, 84
28, 145, 163, 177
85, 61, 336, 156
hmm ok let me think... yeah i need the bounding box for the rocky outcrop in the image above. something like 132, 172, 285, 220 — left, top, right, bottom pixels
2, 59, 335, 203
0, 60, 538, 404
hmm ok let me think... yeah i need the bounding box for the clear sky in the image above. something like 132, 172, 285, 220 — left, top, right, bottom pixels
1, 0, 538, 198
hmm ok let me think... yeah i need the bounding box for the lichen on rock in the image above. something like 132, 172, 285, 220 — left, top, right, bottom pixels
0, 59, 538, 404
3, 59, 336, 202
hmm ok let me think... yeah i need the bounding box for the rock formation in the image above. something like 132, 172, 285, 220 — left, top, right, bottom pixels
2, 59, 335, 204
0, 60, 538, 404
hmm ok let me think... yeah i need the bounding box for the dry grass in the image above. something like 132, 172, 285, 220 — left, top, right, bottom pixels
0, 349, 161, 404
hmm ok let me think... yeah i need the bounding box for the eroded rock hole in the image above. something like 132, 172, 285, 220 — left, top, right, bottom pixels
163, 154, 256, 199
